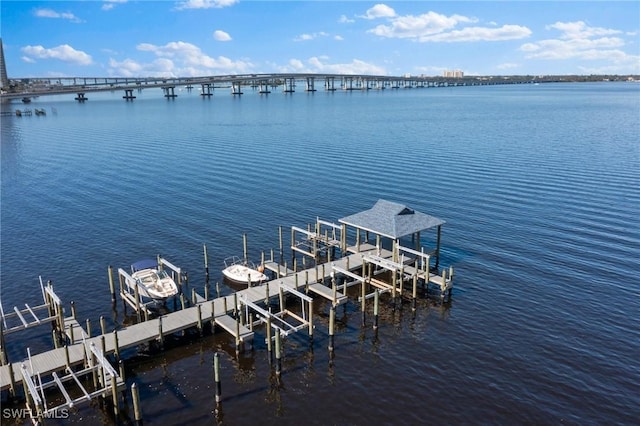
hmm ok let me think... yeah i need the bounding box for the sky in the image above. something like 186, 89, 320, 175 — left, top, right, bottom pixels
1, 1, 639, 78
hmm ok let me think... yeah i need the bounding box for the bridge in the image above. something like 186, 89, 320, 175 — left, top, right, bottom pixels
1, 73, 547, 102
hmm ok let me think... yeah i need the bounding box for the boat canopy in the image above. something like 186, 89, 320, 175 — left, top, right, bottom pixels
131, 258, 159, 272
339, 199, 445, 240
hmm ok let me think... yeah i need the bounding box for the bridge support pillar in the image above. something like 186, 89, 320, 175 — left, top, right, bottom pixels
123, 89, 136, 101
75, 92, 88, 102
259, 81, 271, 94
305, 77, 316, 92
325, 77, 336, 91
201, 83, 213, 97
283, 78, 295, 93
231, 82, 243, 95
163, 86, 177, 98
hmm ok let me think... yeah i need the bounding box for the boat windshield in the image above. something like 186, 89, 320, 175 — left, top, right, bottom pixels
157, 270, 169, 279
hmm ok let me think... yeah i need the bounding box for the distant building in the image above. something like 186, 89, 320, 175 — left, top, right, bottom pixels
0, 38, 8, 90
443, 70, 464, 78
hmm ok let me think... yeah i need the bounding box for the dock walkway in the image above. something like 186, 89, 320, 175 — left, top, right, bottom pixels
0, 248, 386, 392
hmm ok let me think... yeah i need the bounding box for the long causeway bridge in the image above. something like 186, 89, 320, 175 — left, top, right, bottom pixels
2, 72, 548, 102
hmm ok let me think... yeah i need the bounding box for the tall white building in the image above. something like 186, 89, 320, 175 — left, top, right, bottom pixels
443, 70, 464, 78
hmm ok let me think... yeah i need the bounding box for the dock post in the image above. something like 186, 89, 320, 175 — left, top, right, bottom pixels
52, 329, 60, 348
373, 290, 379, 330
203, 243, 210, 285
412, 274, 418, 310
391, 271, 397, 310
266, 316, 272, 362
7, 362, 16, 397
308, 299, 314, 341
100, 316, 107, 336
216, 281, 220, 299
131, 382, 143, 425
111, 375, 119, 416
275, 331, 282, 376
108, 266, 116, 303
233, 293, 238, 317
204, 284, 209, 301
134, 284, 141, 322
328, 307, 335, 352
213, 353, 222, 403
278, 226, 283, 256
235, 316, 240, 353
210, 301, 216, 332
192, 288, 197, 306
278, 284, 285, 313
361, 277, 366, 326
197, 304, 203, 336
158, 317, 164, 349
86, 318, 92, 338
243, 233, 248, 264
114, 330, 120, 361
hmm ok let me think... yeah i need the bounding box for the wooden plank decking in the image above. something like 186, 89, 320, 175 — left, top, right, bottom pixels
0, 249, 393, 392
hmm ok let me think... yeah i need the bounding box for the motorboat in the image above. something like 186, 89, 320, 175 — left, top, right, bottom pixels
130, 259, 179, 300
222, 256, 267, 284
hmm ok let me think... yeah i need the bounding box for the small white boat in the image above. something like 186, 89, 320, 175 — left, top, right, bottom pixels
222, 256, 267, 284
130, 259, 179, 300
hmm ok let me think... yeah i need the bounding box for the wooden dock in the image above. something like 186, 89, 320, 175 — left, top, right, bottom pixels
0, 248, 385, 393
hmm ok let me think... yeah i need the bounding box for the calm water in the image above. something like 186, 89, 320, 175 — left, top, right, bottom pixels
1, 82, 639, 425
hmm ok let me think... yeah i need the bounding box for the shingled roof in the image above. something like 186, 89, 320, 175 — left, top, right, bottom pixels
339, 199, 445, 240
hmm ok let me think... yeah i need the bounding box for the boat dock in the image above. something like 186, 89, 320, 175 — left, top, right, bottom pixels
0, 199, 454, 422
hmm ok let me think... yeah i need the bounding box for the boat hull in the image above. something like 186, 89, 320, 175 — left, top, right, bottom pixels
222, 264, 268, 284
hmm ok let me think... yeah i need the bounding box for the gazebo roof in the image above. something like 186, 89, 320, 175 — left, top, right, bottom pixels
339, 199, 445, 240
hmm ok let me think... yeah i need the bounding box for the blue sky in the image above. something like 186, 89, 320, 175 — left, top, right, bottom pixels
1, 1, 639, 78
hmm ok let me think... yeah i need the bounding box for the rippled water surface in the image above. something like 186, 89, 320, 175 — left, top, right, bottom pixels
1, 82, 639, 425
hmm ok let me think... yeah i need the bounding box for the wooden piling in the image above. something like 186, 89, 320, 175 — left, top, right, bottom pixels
275, 330, 282, 376
328, 307, 335, 352
158, 317, 164, 349
412, 274, 418, 310
111, 375, 119, 416
361, 277, 366, 326
100, 315, 106, 336
308, 299, 314, 340
114, 330, 120, 361
243, 233, 248, 263
108, 265, 116, 303
197, 304, 203, 336
266, 316, 272, 359
213, 353, 222, 403
131, 382, 143, 425
7, 362, 16, 398
203, 243, 210, 284
373, 290, 379, 330
86, 318, 91, 338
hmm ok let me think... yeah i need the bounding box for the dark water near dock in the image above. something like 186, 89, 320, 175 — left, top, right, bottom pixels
1, 82, 639, 424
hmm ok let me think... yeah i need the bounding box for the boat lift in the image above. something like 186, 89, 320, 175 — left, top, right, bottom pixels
20, 340, 125, 423
0, 277, 62, 337
239, 282, 314, 338
117, 255, 183, 319
291, 218, 343, 262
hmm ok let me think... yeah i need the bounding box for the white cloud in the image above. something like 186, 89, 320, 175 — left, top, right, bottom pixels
102, 0, 128, 11
110, 41, 253, 76
277, 57, 387, 75
368, 11, 476, 39
21, 44, 93, 65
174, 0, 238, 10
520, 21, 634, 62
334, 35, 344, 41
33, 8, 82, 23
419, 24, 532, 42
213, 30, 232, 41
361, 4, 396, 20
339, 15, 354, 24
294, 32, 330, 42
497, 63, 520, 70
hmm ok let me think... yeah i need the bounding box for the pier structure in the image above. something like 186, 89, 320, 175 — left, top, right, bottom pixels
200, 83, 213, 96
162, 85, 177, 98
0, 199, 453, 421
122, 88, 136, 100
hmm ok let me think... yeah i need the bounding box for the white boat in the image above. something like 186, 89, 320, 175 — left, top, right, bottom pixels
222, 256, 267, 284
130, 259, 179, 300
